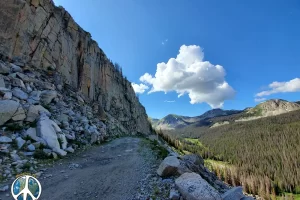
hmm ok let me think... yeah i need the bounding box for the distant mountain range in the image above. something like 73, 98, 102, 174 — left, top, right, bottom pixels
150, 99, 300, 130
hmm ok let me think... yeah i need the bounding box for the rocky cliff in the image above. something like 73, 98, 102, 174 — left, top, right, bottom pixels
0, 0, 151, 135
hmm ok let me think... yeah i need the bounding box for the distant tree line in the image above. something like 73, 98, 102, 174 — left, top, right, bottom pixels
157, 110, 300, 199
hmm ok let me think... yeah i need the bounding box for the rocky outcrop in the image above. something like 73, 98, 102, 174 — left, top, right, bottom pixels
175, 172, 222, 200
157, 156, 182, 177
221, 187, 245, 200
0, 55, 146, 183
0, 0, 151, 135
37, 112, 66, 156
248, 99, 300, 117
157, 154, 255, 200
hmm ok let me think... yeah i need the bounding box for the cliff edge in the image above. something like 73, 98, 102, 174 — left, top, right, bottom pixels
0, 0, 151, 135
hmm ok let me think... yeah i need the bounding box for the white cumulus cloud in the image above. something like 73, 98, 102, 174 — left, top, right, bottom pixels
131, 83, 149, 94
139, 45, 235, 108
256, 78, 300, 97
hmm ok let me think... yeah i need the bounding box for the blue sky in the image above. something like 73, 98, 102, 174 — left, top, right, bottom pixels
53, 0, 300, 119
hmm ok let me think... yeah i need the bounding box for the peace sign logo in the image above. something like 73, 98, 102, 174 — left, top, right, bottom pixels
11, 175, 42, 200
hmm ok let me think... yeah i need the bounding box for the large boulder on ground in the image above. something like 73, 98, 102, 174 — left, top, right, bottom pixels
175, 172, 222, 200
37, 113, 67, 156
181, 154, 204, 166
27, 91, 41, 104
157, 156, 181, 177
40, 90, 57, 105
11, 105, 26, 121
0, 136, 12, 143
0, 100, 20, 125
11, 77, 25, 89
221, 186, 244, 200
10, 63, 22, 73
26, 105, 50, 122
0, 62, 10, 74
57, 133, 67, 150
24, 128, 46, 144
15, 137, 26, 149
12, 88, 28, 100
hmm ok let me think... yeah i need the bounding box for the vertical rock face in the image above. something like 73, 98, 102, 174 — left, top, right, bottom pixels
0, 0, 151, 134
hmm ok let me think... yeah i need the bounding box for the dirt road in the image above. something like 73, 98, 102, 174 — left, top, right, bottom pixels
1, 137, 162, 200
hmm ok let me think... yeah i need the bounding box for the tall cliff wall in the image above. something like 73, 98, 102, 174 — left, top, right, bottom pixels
0, 0, 151, 135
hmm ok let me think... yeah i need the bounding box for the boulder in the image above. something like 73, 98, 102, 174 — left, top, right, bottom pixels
10, 63, 22, 73
0, 100, 19, 125
16, 72, 31, 82
40, 90, 57, 105
11, 105, 26, 121
57, 133, 67, 149
24, 127, 46, 144
15, 137, 26, 149
169, 188, 180, 200
27, 144, 36, 151
12, 88, 28, 100
0, 136, 12, 143
0, 87, 10, 93
43, 148, 52, 156
175, 172, 222, 200
11, 77, 26, 89
0, 62, 10, 74
26, 105, 50, 122
53, 148, 67, 157
157, 156, 181, 177
37, 113, 66, 156
65, 146, 74, 153
221, 186, 244, 200
181, 154, 204, 166
10, 152, 21, 161
27, 91, 41, 104
3, 91, 12, 99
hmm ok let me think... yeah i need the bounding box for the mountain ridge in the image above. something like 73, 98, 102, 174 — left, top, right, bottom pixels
152, 99, 300, 130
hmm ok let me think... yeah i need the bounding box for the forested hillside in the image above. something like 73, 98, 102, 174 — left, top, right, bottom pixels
158, 109, 300, 199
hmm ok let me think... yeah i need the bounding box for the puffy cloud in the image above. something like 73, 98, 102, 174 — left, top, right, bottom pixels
131, 83, 149, 94
139, 45, 235, 108
140, 73, 154, 84
256, 78, 300, 97
164, 100, 176, 103
254, 98, 266, 102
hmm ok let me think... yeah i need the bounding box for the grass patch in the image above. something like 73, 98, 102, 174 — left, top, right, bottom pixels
140, 138, 169, 160
5, 124, 24, 131
33, 149, 49, 159
276, 193, 300, 200
246, 105, 263, 117
184, 138, 205, 147
29, 120, 37, 128
204, 159, 231, 171
42, 104, 51, 111
21, 163, 31, 171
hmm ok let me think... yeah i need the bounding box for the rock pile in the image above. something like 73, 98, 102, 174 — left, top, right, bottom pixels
0, 60, 110, 182
157, 154, 255, 200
